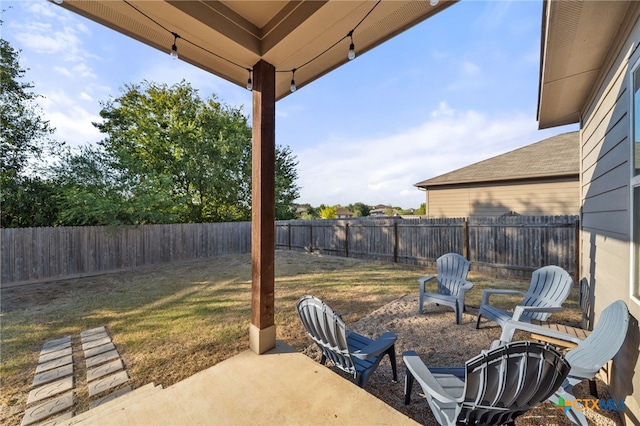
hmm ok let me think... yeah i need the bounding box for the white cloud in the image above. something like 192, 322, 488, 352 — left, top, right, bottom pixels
39, 91, 103, 147
295, 106, 560, 208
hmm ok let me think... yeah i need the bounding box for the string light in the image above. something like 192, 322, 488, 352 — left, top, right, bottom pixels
290, 69, 297, 93
123, 0, 381, 94
50, 0, 64, 4
246, 69, 253, 91
430, 0, 439, 5
348, 31, 356, 60
170, 32, 179, 59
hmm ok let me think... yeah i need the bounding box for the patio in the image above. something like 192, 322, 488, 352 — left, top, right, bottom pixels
61, 340, 417, 425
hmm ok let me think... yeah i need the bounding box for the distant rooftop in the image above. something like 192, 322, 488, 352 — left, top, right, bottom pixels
415, 131, 579, 188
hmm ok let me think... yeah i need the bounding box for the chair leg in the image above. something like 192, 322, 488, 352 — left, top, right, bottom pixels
387, 347, 398, 382
404, 370, 414, 405
475, 313, 482, 329
589, 379, 598, 398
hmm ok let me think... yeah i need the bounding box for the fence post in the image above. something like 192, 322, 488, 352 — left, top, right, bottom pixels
462, 218, 469, 260
345, 223, 349, 257
309, 224, 313, 252
393, 222, 398, 263
287, 223, 291, 250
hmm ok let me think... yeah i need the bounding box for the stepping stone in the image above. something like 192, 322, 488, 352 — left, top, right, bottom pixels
35, 356, 73, 374
82, 336, 111, 351
89, 385, 132, 409
81, 332, 109, 344
84, 343, 116, 359
35, 410, 73, 426
32, 364, 73, 387
81, 326, 106, 338
85, 350, 120, 368
38, 347, 72, 364
21, 391, 73, 426
88, 371, 129, 397
27, 377, 73, 404
41, 338, 72, 355
87, 359, 124, 382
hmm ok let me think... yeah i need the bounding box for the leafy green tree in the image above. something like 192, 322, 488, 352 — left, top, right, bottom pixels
347, 202, 370, 217
415, 203, 426, 215
319, 205, 337, 219
0, 35, 61, 227
93, 80, 299, 223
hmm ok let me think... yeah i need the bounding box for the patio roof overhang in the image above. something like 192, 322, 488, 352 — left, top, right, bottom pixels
52, 0, 456, 354
537, 0, 634, 130
56, 0, 456, 101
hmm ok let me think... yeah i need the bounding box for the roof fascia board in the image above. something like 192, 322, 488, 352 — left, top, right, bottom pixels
415, 174, 579, 190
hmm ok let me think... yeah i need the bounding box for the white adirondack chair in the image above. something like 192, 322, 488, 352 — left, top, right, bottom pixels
419, 253, 473, 325
476, 265, 573, 329
495, 300, 629, 426
403, 341, 570, 426
296, 295, 397, 388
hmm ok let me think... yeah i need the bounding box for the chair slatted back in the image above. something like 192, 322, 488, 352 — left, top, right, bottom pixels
296, 295, 356, 376
460, 341, 570, 425
521, 266, 573, 321
436, 253, 470, 297
566, 300, 629, 375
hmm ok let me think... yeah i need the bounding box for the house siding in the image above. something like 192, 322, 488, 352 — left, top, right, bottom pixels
425, 179, 579, 218
580, 5, 640, 419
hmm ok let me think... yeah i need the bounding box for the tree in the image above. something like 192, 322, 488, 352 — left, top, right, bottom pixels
0, 35, 60, 227
93, 80, 299, 223
319, 205, 337, 219
415, 203, 426, 215
347, 202, 370, 217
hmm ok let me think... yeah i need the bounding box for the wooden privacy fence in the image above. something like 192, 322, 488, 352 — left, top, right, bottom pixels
1, 215, 578, 286
1, 222, 251, 286
276, 215, 579, 279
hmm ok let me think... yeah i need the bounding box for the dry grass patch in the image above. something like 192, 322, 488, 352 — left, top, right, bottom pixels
1, 250, 582, 426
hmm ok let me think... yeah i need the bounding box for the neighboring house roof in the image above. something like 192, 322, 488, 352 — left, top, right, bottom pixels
415, 131, 579, 188
335, 208, 353, 217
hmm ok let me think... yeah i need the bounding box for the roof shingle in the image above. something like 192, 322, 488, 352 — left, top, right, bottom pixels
415, 131, 579, 188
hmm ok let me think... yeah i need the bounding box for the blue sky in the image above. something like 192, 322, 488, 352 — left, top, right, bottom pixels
2, 0, 577, 209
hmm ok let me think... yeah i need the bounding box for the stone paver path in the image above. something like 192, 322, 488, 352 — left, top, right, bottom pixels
20, 327, 132, 426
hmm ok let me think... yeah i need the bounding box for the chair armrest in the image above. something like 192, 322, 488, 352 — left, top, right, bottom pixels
512, 305, 563, 321
350, 331, 397, 360
460, 281, 474, 292
403, 351, 460, 403
480, 289, 525, 306
418, 275, 436, 290
499, 319, 584, 346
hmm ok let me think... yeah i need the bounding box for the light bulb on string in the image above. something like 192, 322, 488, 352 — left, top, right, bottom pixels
430, 0, 439, 6
170, 33, 179, 59
246, 69, 253, 91
290, 69, 297, 93
348, 31, 356, 60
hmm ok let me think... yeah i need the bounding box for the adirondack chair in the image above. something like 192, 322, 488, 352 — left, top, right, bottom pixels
475, 265, 573, 329
403, 341, 570, 426
419, 253, 473, 325
296, 295, 398, 388
495, 300, 629, 426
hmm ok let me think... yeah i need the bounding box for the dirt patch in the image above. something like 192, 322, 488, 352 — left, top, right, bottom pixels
301, 294, 622, 426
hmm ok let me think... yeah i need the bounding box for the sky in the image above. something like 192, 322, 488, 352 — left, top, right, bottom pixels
2, 0, 577, 209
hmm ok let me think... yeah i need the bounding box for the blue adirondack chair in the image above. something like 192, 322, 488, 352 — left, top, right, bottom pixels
476, 265, 573, 329
495, 300, 629, 426
403, 341, 570, 426
296, 295, 397, 388
419, 253, 473, 325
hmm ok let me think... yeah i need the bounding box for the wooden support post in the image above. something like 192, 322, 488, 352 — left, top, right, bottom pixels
574, 218, 580, 285
249, 60, 276, 354
393, 222, 398, 263
288, 223, 291, 250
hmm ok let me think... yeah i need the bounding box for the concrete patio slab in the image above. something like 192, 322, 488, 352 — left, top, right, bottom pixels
88, 370, 128, 397
81, 337, 111, 351
21, 391, 73, 426
60, 341, 418, 425
88, 386, 132, 410
83, 343, 115, 359
32, 364, 73, 388
42, 337, 72, 350
41, 340, 72, 355
80, 327, 106, 338
35, 356, 73, 374
80, 332, 109, 344
86, 359, 123, 382
85, 350, 119, 368
38, 347, 72, 364
36, 410, 74, 426
27, 376, 74, 404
